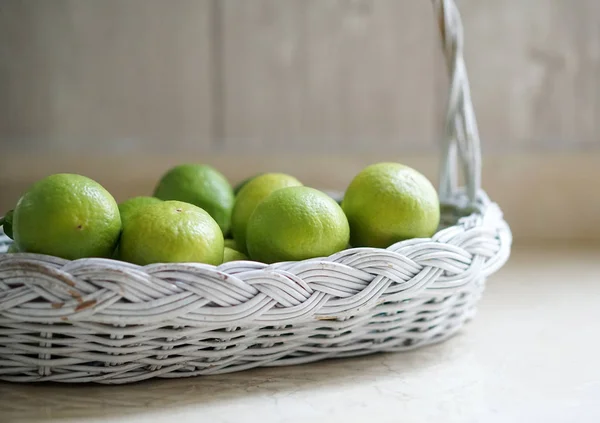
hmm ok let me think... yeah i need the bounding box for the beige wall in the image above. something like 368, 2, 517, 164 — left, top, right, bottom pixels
1, 0, 599, 241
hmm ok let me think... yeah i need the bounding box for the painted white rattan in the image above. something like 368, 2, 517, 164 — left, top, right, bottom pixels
0, 0, 511, 384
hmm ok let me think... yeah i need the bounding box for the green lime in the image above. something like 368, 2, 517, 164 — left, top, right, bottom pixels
0, 210, 14, 239
246, 186, 349, 264
231, 173, 302, 253
342, 162, 440, 248
233, 173, 264, 196
119, 196, 162, 225
115, 197, 163, 261
224, 238, 238, 250
153, 164, 234, 234
120, 200, 223, 265
223, 246, 248, 263
13, 174, 121, 260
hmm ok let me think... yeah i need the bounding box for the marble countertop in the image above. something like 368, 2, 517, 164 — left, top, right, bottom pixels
1, 245, 599, 423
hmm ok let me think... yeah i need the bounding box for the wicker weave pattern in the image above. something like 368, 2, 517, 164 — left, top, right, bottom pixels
0, 0, 512, 383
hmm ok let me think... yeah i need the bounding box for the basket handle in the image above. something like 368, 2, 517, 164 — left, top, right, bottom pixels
433, 0, 482, 205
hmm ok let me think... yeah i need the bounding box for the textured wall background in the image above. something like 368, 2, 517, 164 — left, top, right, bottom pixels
1, 0, 599, 240
2, 0, 599, 153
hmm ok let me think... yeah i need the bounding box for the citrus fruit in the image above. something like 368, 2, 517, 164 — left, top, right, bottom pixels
246, 186, 349, 264
118, 196, 162, 225
119, 200, 223, 265
223, 246, 248, 263
231, 173, 302, 253
12, 174, 121, 260
0, 210, 14, 239
153, 164, 234, 234
342, 162, 440, 248
115, 197, 162, 261
233, 173, 264, 196
224, 238, 238, 250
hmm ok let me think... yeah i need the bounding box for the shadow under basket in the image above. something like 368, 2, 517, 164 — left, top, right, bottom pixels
0, 0, 512, 384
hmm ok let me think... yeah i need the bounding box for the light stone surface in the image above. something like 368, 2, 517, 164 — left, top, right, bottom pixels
1, 245, 598, 422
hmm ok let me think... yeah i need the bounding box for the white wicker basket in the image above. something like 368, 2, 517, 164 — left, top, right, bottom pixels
0, 0, 511, 384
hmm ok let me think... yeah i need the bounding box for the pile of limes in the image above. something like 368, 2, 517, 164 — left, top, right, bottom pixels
0, 162, 440, 265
